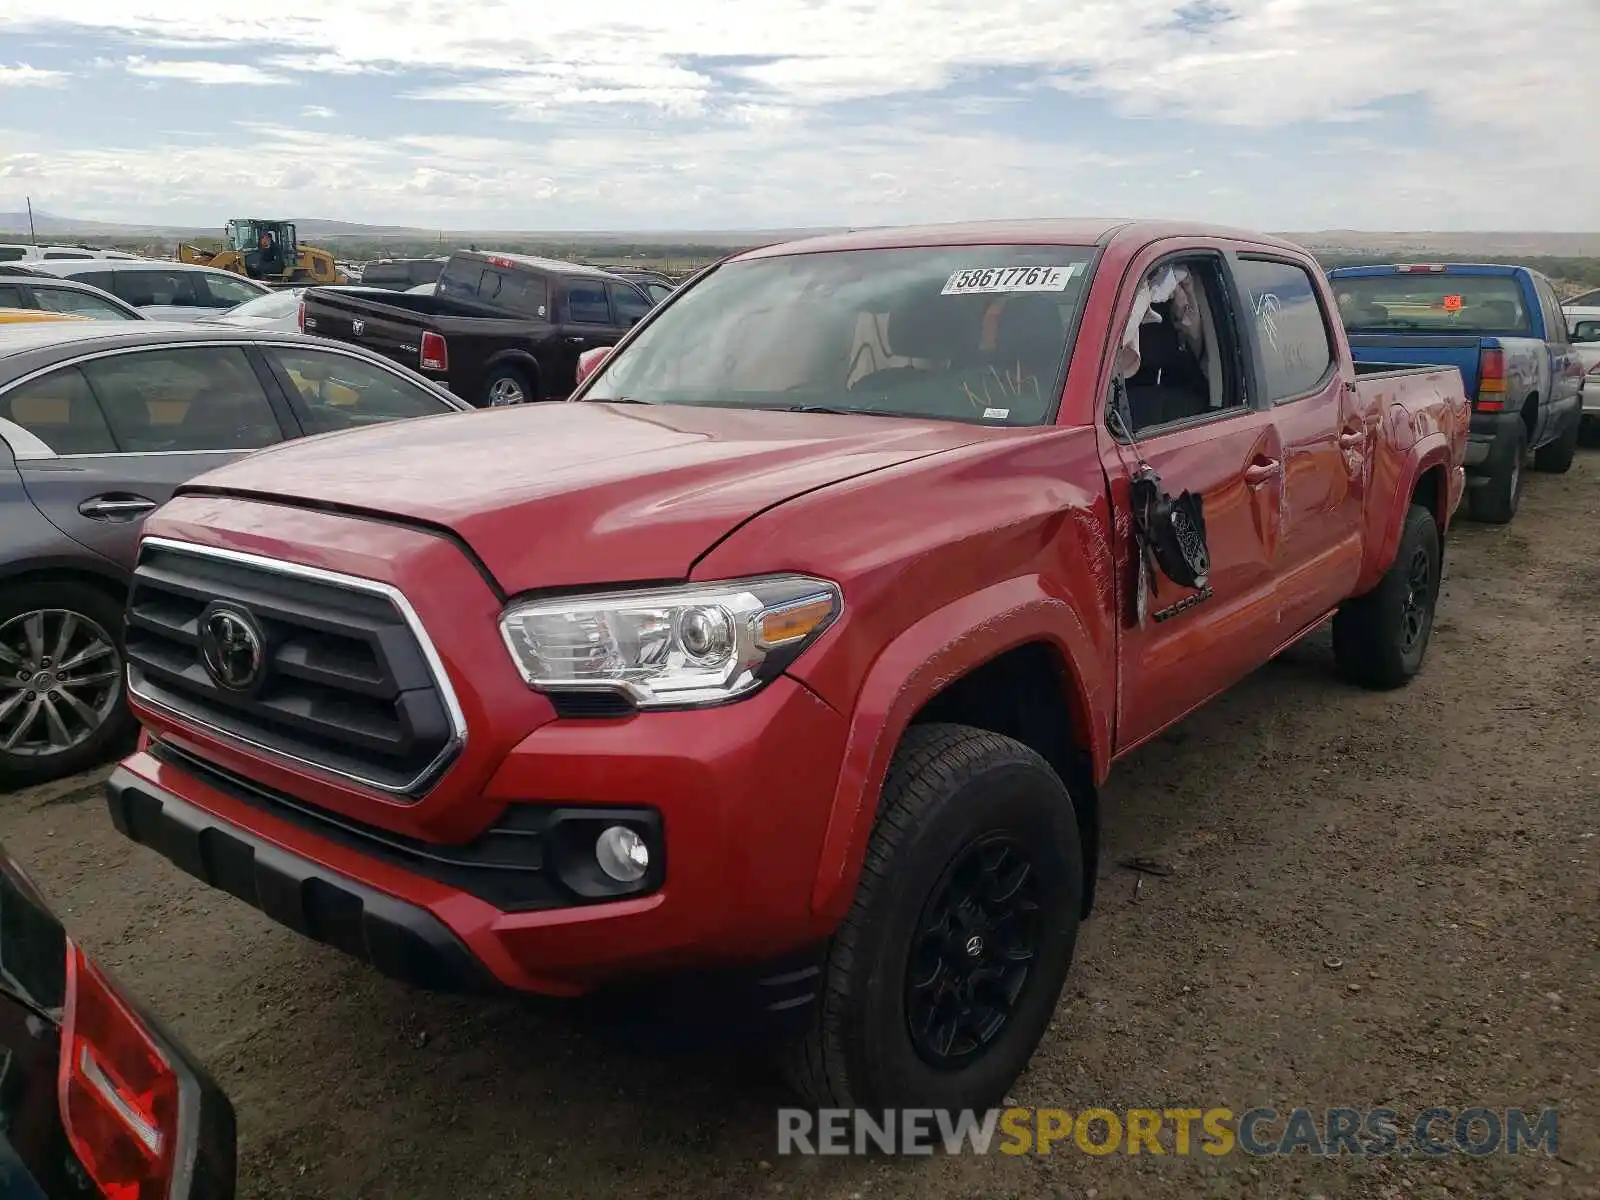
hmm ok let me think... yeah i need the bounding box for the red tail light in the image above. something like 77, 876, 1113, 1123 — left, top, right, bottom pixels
420, 331, 448, 373
57, 940, 184, 1200
1476, 347, 1506, 411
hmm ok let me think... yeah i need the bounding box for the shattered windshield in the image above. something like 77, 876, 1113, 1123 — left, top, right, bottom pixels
581, 245, 1098, 426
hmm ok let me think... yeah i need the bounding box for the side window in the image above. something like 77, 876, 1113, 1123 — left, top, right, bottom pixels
201, 274, 270, 308
269, 348, 455, 434
113, 270, 201, 309
1117, 257, 1247, 435
34, 287, 137, 321
73, 271, 115, 293
0, 284, 27, 308
0, 367, 117, 454
608, 283, 651, 327
566, 281, 611, 324
42, 251, 92, 260
80, 348, 283, 452
1233, 257, 1335, 402
647, 283, 674, 304
1536, 280, 1569, 346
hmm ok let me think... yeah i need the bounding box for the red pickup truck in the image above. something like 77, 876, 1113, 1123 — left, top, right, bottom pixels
105, 219, 1468, 1112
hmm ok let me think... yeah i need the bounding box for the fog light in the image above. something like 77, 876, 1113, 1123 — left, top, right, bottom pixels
595, 825, 650, 883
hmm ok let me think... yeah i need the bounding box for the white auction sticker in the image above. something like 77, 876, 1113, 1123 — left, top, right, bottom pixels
941, 263, 1082, 296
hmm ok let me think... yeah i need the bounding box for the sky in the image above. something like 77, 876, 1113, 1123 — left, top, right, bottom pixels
0, 0, 1595, 232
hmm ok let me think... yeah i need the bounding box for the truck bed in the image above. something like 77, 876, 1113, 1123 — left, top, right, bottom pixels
301, 286, 557, 401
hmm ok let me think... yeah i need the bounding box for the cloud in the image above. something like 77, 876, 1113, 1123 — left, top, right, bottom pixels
124, 56, 291, 86
0, 64, 66, 87
0, 0, 1594, 228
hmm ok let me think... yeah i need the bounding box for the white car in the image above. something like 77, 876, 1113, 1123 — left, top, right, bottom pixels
0, 243, 143, 264
202, 286, 306, 332
1568, 312, 1600, 433
24, 259, 272, 322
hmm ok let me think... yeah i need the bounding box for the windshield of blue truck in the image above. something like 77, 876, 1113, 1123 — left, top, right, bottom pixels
581, 245, 1098, 426
1331, 274, 1532, 336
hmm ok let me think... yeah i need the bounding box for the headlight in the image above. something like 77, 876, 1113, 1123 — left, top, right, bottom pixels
498, 575, 842, 708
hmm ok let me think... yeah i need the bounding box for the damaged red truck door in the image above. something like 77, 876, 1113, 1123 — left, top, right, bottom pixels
102, 220, 1469, 1118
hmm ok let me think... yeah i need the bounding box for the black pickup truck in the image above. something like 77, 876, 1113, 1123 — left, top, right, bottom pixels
299, 250, 654, 406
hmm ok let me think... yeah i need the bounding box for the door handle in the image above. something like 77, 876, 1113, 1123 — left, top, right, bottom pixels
1243, 459, 1282, 487
78, 495, 157, 520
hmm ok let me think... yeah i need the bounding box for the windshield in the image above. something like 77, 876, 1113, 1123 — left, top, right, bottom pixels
582, 245, 1098, 426
1332, 273, 1532, 336
222, 289, 302, 319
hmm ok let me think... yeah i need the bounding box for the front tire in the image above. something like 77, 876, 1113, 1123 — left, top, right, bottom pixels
0, 581, 134, 790
1332, 503, 1441, 690
782, 724, 1083, 1110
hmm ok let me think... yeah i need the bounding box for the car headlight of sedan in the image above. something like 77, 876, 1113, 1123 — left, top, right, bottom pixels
498, 575, 842, 708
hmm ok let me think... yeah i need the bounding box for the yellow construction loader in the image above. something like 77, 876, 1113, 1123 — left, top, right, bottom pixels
178, 219, 343, 285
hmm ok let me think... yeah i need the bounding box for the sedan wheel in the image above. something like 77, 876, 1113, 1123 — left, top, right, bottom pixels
0, 608, 122, 759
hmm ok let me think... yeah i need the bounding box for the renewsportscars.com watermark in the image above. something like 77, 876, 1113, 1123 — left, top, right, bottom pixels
777, 1106, 1559, 1158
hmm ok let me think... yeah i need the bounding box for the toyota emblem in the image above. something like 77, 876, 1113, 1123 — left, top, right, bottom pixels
199, 605, 265, 691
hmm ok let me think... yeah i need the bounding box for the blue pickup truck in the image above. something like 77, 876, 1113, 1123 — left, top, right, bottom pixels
1327, 263, 1585, 523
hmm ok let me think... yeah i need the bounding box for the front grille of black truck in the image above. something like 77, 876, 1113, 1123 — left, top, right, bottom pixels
125, 537, 465, 798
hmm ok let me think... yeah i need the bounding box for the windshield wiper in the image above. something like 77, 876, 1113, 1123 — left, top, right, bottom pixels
785, 404, 856, 415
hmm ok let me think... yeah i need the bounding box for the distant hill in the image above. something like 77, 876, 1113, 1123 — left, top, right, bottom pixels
4, 211, 1599, 260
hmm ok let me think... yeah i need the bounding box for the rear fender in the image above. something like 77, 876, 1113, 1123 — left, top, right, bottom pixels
482, 349, 543, 397
1354, 428, 1455, 596
808, 575, 1110, 923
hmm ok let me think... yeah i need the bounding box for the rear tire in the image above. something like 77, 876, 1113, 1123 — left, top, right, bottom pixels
482, 364, 534, 407
0, 581, 135, 791
1332, 504, 1441, 691
1467, 425, 1524, 524
781, 723, 1083, 1111
1532, 412, 1579, 474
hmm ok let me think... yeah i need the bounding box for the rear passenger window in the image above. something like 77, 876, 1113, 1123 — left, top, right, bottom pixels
566, 282, 611, 324
80, 347, 283, 452
0, 284, 25, 308
0, 367, 117, 454
270, 348, 454, 434
35, 287, 137, 321
113, 270, 201, 309
608, 283, 651, 327
1233, 258, 1335, 402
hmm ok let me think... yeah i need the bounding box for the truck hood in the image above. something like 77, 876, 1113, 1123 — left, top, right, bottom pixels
181, 402, 990, 592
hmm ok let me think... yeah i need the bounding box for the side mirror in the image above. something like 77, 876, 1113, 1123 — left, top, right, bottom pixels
575, 346, 611, 388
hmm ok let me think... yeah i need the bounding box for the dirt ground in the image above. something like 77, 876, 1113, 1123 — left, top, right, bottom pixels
4, 451, 1598, 1200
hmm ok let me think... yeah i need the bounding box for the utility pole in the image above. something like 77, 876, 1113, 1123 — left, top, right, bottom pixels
25, 196, 37, 245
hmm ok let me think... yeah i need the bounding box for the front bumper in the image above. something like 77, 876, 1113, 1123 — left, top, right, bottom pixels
108, 674, 850, 997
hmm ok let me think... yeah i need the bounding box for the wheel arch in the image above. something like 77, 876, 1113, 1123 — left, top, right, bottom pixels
808, 577, 1111, 925
0, 558, 128, 607
481, 350, 542, 399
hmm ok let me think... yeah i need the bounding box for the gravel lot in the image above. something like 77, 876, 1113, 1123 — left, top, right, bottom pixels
4, 451, 1597, 1200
